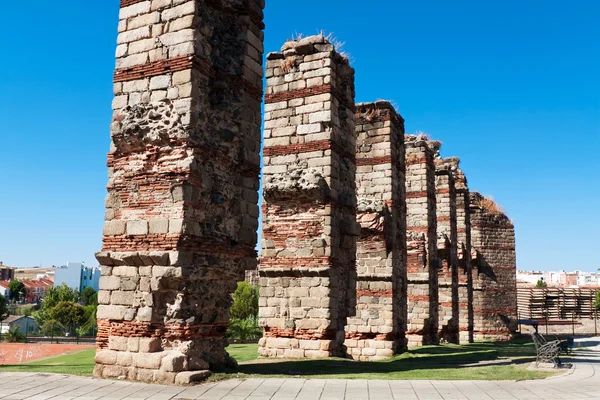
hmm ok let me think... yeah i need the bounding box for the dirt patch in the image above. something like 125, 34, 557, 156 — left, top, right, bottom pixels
0, 344, 94, 365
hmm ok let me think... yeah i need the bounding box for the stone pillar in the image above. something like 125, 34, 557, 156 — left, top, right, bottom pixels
434, 158, 459, 344
451, 159, 474, 343
470, 192, 518, 341
94, 0, 264, 384
258, 35, 357, 358
405, 135, 439, 346
245, 270, 259, 286
345, 101, 407, 360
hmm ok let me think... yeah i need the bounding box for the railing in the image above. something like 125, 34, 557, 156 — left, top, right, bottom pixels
0, 321, 97, 345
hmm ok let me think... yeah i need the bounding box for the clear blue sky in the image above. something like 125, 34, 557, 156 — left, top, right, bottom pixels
0, 1, 598, 271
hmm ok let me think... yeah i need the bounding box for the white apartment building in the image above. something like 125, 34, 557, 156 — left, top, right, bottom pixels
518, 269, 599, 288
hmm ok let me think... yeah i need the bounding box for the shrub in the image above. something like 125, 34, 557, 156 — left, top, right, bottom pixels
535, 279, 548, 288
4, 326, 26, 343
227, 317, 261, 341
474, 196, 505, 216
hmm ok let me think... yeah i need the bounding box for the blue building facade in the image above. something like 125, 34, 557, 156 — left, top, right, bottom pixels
80, 265, 101, 292
54, 262, 101, 293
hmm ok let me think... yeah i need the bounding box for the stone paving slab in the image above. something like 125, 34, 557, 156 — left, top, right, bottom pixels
0, 340, 599, 400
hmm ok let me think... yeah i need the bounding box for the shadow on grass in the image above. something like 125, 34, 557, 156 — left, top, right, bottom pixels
219, 340, 539, 377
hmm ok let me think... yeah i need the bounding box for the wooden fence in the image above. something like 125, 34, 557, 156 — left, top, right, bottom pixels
517, 287, 598, 320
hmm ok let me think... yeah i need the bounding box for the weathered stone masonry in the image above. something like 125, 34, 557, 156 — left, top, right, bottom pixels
95, 0, 264, 384
404, 135, 439, 346
97, 0, 521, 379
434, 157, 459, 344
346, 101, 407, 360
470, 192, 518, 341
258, 35, 357, 358
448, 158, 474, 343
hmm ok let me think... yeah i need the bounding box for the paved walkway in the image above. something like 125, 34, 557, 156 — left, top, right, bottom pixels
0, 338, 599, 400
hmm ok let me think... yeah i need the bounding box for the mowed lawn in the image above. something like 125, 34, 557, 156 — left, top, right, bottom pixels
0, 349, 97, 376
0, 340, 558, 381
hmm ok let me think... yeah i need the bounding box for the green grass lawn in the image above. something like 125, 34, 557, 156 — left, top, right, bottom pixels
213, 340, 556, 381
0, 339, 559, 381
0, 349, 96, 376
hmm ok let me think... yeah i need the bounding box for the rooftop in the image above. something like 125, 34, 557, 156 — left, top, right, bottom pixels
1, 315, 32, 324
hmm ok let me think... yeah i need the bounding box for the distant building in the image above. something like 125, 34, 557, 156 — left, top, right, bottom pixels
14, 267, 55, 280
21, 279, 54, 303
0, 281, 9, 297
54, 262, 101, 293
0, 262, 15, 281
516, 270, 544, 286
576, 271, 597, 286
518, 269, 600, 288
544, 270, 565, 287
565, 272, 578, 287
0, 316, 39, 335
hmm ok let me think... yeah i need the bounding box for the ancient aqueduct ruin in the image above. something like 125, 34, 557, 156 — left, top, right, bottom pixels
93, 0, 517, 384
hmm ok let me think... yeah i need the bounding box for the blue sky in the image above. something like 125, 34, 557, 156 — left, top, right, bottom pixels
0, 1, 598, 271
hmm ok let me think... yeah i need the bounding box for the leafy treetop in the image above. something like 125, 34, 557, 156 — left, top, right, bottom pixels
230, 281, 259, 320
8, 280, 26, 302
80, 286, 98, 306
42, 283, 79, 309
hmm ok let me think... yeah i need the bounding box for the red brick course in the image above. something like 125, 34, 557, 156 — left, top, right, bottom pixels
113, 56, 263, 101
262, 327, 337, 340
265, 84, 355, 112
96, 320, 228, 350
356, 289, 393, 298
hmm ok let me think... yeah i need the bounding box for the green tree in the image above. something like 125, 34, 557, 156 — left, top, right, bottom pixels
594, 291, 600, 311
32, 308, 50, 327
78, 303, 98, 336
229, 282, 259, 320
40, 320, 65, 336
42, 283, 79, 309
33, 283, 79, 327
0, 293, 8, 319
8, 280, 26, 302
80, 287, 98, 306
535, 279, 547, 288
49, 301, 87, 331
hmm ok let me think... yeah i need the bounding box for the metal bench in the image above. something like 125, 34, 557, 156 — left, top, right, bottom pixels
555, 336, 574, 355
531, 332, 562, 367
533, 332, 574, 356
